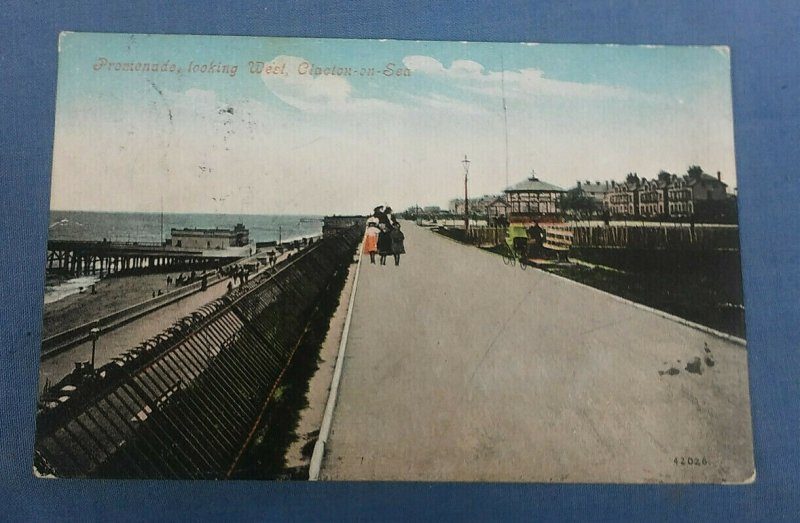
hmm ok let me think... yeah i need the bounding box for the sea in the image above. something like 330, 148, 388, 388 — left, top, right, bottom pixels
47, 210, 323, 245
45, 210, 324, 303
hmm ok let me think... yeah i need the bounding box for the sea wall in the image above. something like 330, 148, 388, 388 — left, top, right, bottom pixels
35, 225, 362, 479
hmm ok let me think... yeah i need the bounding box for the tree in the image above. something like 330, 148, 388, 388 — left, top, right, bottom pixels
687, 165, 704, 179
625, 172, 640, 185
559, 188, 599, 219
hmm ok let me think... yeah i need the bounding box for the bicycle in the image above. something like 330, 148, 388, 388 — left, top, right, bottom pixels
501, 224, 529, 270
501, 241, 516, 266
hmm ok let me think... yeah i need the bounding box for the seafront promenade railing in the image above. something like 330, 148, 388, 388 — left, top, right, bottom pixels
34, 225, 361, 479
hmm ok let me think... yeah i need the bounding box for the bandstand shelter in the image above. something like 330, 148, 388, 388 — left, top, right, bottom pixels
503, 174, 565, 221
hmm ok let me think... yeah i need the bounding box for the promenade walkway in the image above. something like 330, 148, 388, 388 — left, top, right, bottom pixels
319, 222, 754, 483
38, 282, 230, 394
38, 249, 295, 394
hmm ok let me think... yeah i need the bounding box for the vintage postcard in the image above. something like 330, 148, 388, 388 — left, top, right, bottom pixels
36, 32, 753, 483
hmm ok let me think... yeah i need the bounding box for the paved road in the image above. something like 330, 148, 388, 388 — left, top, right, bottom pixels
320, 222, 754, 483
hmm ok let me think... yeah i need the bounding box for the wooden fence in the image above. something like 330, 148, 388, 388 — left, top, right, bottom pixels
564, 225, 739, 250
466, 224, 739, 250
466, 227, 505, 247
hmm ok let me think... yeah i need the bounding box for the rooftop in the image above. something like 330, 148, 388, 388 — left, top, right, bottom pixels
505, 175, 564, 193
688, 172, 728, 187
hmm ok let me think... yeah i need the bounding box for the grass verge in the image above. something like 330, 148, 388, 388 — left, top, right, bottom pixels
229, 260, 351, 480
542, 262, 745, 337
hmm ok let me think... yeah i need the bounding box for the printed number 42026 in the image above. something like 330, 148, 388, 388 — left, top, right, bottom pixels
674, 457, 708, 466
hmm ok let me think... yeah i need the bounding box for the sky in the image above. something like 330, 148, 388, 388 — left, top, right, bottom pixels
51, 33, 737, 215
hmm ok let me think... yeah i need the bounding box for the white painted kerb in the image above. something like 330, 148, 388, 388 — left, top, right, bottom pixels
308, 244, 363, 480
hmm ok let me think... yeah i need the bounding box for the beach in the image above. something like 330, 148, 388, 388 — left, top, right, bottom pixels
42, 271, 188, 338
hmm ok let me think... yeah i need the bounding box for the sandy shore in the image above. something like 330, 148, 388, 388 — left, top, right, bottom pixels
42, 271, 190, 338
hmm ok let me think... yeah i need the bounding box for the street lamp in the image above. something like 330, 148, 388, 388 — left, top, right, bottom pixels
90, 327, 101, 375
462, 155, 471, 234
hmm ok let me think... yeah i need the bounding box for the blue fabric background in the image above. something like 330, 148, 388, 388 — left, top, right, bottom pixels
1, 1, 798, 521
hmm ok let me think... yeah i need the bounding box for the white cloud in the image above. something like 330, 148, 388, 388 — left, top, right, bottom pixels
402, 55, 446, 75
449, 59, 485, 77
259, 55, 399, 114
402, 55, 639, 101
403, 92, 490, 115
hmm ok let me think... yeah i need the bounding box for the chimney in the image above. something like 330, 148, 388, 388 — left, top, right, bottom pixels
717, 171, 721, 182
605, 181, 609, 189
611, 181, 616, 187
577, 180, 581, 188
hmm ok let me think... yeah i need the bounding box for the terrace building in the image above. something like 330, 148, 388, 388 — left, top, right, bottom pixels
605, 181, 639, 216
604, 170, 731, 220
575, 180, 612, 208
639, 178, 667, 217
668, 172, 728, 218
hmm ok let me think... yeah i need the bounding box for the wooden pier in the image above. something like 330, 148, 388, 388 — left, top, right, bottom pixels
46, 240, 241, 276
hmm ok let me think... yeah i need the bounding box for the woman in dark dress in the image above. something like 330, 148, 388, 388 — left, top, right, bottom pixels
390, 221, 405, 266
377, 223, 392, 265
381, 206, 394, 227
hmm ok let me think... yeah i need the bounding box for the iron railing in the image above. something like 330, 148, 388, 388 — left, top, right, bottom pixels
35, 226, 361, 478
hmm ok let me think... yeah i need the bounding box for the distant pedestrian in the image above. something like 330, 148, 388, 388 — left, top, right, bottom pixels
528, 221, 544, 243
227, 280, 233, 292
166, 275, 172, 287
390, 222, 405, 266
363, 223, 380, 264
527, 221, 545, 257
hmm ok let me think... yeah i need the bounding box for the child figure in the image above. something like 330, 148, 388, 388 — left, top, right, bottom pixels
363, 222, 380, 264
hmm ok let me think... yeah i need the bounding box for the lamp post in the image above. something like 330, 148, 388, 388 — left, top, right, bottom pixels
462, 155, 471, 234
90, 327, 101, 375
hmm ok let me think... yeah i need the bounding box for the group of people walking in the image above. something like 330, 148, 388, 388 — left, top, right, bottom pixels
363, 205, 406, 266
